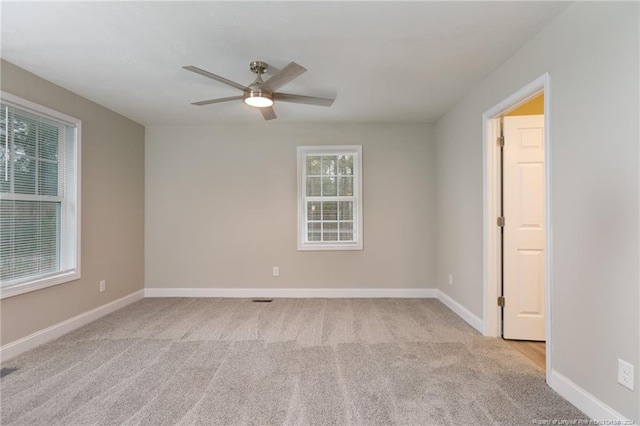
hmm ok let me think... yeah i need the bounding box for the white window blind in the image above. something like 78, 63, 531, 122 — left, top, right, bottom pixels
0, 93, 80, 298
297, 145, 363, 251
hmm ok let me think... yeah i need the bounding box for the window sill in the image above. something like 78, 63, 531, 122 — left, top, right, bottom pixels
0, 270, 81, 299
298, 242, 363, 251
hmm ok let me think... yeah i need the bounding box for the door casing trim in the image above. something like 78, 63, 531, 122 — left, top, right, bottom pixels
482, 72, 551, 379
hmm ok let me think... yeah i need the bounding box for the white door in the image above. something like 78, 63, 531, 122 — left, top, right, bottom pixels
503, 115, 545, 341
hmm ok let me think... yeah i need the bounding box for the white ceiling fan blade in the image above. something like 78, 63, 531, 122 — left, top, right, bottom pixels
262, 62, 307, 92
183, 66, 249, 91
260, 107, 277, 120
191, 96, 243, 106
274, 93, 335, 107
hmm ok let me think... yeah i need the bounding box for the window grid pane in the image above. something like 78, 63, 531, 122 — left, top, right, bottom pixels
339, 221, 353, 241
305, 201, 356, 243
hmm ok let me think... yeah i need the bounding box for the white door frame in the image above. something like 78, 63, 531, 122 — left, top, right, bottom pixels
482, 73, 552, 377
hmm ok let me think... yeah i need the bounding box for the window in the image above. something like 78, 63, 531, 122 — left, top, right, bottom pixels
0, 92, 81, 298
297, 145, 362, 250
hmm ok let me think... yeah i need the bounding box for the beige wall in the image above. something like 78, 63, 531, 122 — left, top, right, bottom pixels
435, 2, 638, 419
146, 123, 435, 290
0, 60, 145, 346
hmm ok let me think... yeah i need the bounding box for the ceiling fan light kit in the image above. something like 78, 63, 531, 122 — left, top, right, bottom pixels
183, 60, 335, 120
244, 60, 273, 107
244, 90, 273, 108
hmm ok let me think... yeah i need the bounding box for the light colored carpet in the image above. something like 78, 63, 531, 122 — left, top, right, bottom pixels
1, 298, 586, 425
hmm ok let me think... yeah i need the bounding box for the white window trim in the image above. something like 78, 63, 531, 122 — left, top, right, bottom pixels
297, 145, 363, 251
0, 91, 82, 299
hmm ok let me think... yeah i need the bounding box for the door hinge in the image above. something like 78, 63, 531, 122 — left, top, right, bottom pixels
497, 135, 505, 147
497, 216, 505, 227
497, 296, 505, 307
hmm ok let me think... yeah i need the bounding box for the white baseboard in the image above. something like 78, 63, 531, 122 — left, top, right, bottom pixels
0, 290, 144, 362
548, 370, 633, 423
436, 290, 484, 333
144, 287, 438, 299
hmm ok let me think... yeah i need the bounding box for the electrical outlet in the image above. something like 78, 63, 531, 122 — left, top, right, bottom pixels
272, 266, 279, 277
618, 359, 634, 390
99, 280, 106, 293
448, 274, 453, 285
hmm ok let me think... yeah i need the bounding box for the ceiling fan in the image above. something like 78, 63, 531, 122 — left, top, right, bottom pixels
183, 61, 335, 120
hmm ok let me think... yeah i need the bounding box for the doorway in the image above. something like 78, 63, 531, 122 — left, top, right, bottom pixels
482, 73, 551, 377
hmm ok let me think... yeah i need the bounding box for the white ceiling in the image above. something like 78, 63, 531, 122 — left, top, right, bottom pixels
1, 1, 569, 125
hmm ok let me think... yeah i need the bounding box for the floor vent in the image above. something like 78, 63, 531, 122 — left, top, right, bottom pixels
1, 368, 18, 378
252, 299, 273, 303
